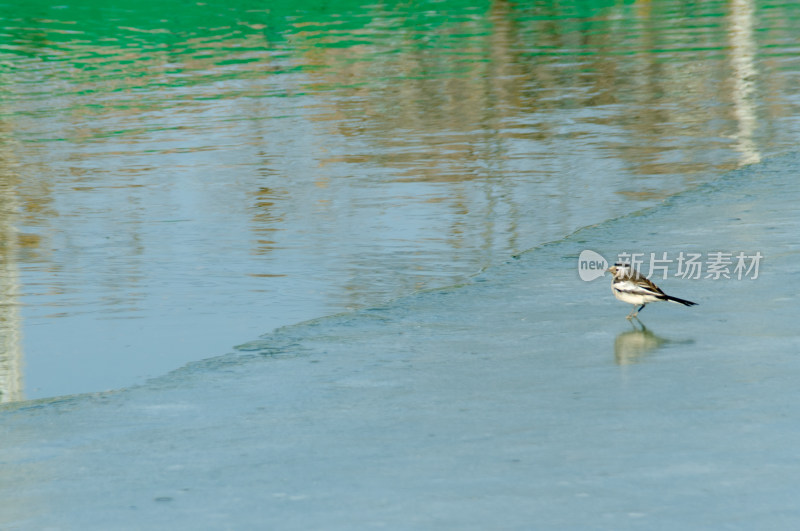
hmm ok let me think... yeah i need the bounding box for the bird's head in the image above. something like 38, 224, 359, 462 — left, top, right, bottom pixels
607, 262, 631, 278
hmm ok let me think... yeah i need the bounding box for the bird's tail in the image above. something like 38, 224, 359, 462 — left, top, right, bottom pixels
666, 295, 697, 307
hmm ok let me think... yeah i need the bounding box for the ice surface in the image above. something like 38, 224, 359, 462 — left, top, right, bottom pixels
1, 154, 799, 529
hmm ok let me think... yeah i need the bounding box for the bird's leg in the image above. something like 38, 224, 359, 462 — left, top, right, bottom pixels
626, 304, 646, 320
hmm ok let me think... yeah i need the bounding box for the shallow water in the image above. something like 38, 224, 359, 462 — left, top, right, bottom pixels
2, 151, 798, 529
3, 0, 800, 400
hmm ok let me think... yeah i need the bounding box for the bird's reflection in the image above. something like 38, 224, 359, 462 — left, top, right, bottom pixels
613, 319, 670, 365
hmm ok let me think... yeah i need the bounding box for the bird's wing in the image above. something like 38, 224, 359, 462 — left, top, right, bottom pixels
622, 270, 667, 295
637, 276, 667, 296
615, 279, 667, 298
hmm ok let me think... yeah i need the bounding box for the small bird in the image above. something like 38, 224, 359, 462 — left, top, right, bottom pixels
607, 263, 697, 319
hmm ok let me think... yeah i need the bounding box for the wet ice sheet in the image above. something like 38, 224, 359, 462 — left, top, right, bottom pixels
1, 154, 799, 528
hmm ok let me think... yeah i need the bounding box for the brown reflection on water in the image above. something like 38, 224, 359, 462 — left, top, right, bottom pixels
251, 186, 286, 256
296, 0, 775, 194
0, 134, 23, 402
